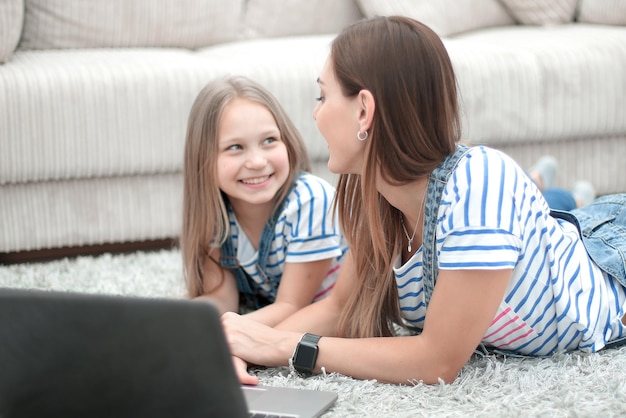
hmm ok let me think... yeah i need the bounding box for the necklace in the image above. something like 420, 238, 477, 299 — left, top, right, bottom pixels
399, 195, 426, 253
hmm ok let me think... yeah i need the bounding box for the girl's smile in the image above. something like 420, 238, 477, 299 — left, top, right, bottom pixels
240, 174, 272, 186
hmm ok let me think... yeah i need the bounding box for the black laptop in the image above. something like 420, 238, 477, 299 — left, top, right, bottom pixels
0, 288, 337, 418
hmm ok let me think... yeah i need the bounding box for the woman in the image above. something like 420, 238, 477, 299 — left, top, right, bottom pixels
222, 16, 626, 385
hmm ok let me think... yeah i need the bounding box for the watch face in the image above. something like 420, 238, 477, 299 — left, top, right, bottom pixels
297, 344, 317, 366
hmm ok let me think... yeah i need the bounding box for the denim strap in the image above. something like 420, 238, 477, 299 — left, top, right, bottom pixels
422, 144, 471, 305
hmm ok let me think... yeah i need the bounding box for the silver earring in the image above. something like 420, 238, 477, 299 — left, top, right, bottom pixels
357, 130, 368, 141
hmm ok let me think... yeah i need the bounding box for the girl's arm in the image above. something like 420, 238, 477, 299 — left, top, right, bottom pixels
243, 257, 334, 326
223, 267, 511, 385
195, 250, 239, 314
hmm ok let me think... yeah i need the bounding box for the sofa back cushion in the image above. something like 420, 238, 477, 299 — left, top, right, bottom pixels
578, 0, 626, 25
355, 0, 514, 37
0, 0, 24, 63
18, 0, 245, 50
499, 0, 578, 25
243, 0, 362, 38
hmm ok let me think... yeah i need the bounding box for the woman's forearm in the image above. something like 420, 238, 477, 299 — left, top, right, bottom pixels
312, 334, 461, 385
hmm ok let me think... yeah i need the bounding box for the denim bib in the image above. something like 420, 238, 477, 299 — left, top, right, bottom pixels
554, 194, 626, 351
220, 180, 297, 310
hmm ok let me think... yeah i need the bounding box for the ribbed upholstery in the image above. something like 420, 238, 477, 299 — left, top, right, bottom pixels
0, 174, 183, 252
0, 0, 23, 63
1, 50, 217, 183
18, 0, 244, 50
578, 0, 626, 25
450, 25, 626, 143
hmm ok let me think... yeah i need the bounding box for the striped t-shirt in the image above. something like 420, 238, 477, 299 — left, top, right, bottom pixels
231, 172, 347, 302
394, 146, 626, 355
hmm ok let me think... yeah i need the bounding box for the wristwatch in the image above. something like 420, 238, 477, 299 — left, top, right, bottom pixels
291, 333, 321, 376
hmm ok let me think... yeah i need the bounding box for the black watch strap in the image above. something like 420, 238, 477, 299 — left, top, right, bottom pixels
291, 333, 321, 376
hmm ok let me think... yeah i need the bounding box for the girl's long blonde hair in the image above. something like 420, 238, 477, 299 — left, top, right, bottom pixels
332, 16, 460, 337
181, 76, 311, 297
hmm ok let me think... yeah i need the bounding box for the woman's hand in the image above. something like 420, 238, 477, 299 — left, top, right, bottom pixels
231, 355, 259, 386
221, 312, 301, 373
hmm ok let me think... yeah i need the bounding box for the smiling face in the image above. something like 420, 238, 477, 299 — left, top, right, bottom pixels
216, 98, 290, 210
313, 57, 365, 175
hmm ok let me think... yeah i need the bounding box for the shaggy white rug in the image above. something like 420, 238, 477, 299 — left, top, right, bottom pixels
2, 249, 626, 417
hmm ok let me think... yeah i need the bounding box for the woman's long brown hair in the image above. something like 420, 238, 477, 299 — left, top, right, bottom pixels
332, 16, 460, 337
181, 76, 311, 298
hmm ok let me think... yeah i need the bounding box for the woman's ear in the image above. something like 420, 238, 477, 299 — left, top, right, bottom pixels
357, 89, 375, 133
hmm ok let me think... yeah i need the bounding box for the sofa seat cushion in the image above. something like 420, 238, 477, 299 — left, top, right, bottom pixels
0, 49, 211, 184
447, 24, 626, 146
0, 35, 335, 185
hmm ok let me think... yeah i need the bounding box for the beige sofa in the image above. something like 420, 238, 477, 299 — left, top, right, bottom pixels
1, 0, 625, 257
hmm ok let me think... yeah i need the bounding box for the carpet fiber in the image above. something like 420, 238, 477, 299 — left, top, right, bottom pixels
1, 249, 625, 417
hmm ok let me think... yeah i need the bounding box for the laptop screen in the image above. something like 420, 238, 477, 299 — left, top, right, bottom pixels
0, 289, 249, 418
0, 288, 337, 418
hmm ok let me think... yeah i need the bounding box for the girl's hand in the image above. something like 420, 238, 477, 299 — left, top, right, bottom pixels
231, 355, 259, 386
221, 312, 299, 370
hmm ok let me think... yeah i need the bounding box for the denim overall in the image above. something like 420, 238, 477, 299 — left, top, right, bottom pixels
421, 144, 626, 356
219, 181, 297, 310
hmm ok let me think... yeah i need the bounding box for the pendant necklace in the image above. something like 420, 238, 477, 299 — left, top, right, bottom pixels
399, 195, 426, 253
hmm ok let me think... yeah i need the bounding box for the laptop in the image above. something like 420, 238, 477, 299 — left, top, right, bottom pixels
0, 288, 337, 418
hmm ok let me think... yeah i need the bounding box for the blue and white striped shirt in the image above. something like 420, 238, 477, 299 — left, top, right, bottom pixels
394, 146, 626, 355
231, 172, 347, 302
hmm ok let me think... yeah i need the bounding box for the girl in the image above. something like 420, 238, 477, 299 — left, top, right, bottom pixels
181, 76, 347, 327
223, 16, 626, 385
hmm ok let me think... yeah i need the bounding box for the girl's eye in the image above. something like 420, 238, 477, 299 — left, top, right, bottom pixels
263, 137, 277, 145
315, 96, 325, 102
226, 144, 242, 151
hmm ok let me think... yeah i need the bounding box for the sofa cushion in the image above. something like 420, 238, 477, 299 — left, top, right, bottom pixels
243, 0, 362, 38
18, 0, 244, 50
578, 0, 626, 25
0, 0, 24, 63
498, 0, 577, 25
355, 0, 514, 37
449, 24, 626, 145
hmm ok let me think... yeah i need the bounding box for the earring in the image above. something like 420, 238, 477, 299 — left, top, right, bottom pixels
357, 130, 368, 141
